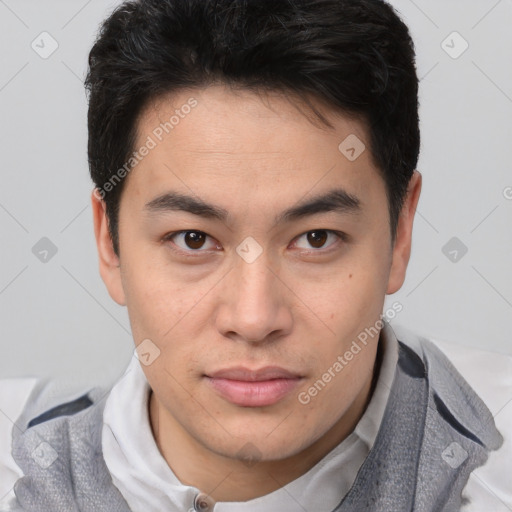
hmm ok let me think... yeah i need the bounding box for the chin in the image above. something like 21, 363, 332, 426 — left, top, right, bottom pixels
202, 424, 314, 464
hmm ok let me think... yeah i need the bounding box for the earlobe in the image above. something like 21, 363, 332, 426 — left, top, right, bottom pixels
386, 170, 422, 295
91, 189, 126, 306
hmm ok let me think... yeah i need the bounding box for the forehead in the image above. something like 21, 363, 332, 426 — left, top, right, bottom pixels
125, 85, 384, 213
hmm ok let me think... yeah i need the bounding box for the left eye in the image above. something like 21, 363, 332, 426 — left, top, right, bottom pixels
164, 231, 220, 251
293, 230, 341, 251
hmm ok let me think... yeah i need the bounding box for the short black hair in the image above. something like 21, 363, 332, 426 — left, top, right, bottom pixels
86, 0, 420, 256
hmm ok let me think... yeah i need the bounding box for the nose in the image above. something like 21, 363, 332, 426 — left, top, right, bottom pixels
214, 250, 293, 345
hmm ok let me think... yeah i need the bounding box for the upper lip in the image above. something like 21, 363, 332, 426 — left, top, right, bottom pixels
206, 366, 302, 381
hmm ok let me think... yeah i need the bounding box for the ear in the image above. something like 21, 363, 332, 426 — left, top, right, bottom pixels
386, 170, 422, 294
91, 189, 126, 306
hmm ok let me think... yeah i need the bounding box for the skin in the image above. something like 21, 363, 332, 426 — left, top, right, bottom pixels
92, 84, 421, 502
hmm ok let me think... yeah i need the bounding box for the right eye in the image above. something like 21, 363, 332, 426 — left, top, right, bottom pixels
162, 230, 222, 254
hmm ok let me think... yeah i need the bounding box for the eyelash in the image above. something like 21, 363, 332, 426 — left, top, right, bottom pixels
161, 229, 347, 257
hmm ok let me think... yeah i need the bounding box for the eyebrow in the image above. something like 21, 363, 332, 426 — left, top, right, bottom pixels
144, 188, 362, 225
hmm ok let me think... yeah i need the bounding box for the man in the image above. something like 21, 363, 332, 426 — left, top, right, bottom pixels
1, 0, 511, 510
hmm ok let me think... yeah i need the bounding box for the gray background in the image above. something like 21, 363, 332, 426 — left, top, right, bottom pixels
1, 0, 511, 391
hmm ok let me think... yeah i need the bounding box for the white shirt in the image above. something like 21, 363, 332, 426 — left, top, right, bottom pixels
1, 324, 511, 511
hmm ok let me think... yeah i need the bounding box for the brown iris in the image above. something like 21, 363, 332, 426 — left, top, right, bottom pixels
306, 230, 328, 248
184, 231, 207, 249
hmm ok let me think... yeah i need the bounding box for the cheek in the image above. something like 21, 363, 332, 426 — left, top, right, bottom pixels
303, 258, 389, 363
120, 252, 213, 380
120, 252, 189, 343
345, 237, 392, 307
306, 261, 386, 321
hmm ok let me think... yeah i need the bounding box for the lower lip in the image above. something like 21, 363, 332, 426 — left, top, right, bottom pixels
205, 377, 302, 407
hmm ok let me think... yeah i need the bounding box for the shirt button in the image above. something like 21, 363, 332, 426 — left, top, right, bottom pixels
194, 492, 216, 511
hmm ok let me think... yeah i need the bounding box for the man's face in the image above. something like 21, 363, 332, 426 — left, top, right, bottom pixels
95, 85, 413, 463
